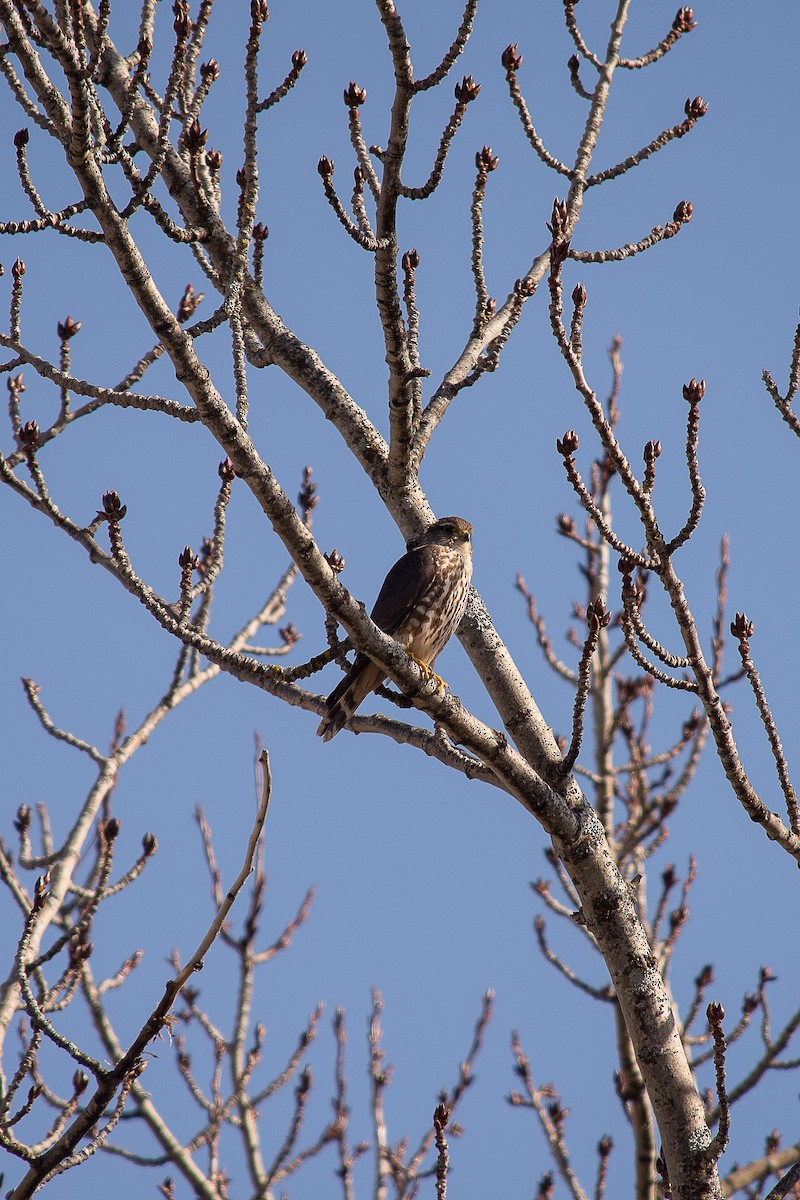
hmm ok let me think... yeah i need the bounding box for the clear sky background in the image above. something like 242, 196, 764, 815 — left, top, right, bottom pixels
2, 1, 800, 1195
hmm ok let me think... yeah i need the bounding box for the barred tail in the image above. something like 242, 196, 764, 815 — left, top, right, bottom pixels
316, 657, 384, 742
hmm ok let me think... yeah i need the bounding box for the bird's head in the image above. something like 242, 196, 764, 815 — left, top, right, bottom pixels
417, 516, 473, 551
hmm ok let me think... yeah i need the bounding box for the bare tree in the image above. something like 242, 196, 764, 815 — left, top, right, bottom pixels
1, 2, 800, 1198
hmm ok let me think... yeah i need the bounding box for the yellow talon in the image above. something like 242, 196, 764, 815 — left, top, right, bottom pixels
412, 657, 447, 689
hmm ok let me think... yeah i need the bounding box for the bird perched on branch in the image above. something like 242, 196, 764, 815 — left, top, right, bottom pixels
316, 515, 473, 741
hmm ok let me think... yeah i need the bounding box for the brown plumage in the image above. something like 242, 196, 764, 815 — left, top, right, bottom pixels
316, 516, 473, 741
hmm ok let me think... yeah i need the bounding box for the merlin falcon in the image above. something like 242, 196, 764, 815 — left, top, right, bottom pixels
316, 516, 473, 741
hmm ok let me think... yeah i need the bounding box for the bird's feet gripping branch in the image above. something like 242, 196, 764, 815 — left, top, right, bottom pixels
316, 516, 473, 742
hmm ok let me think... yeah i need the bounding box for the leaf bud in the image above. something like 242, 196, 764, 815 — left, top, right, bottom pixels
102, 490, 127, 521
682, 377, 704, 404
103, 817, 120, 841
501, 43, 523, 72
475, 145, 499, 173
19, 420, 40, 450
173, 1, 191, 40
673, 7, 696, 32
343, 81, 367, 107
433, 1102, 451, 1131
14, 805, 32, 834
673, 201, 693, 227
706, 1000, 725, 1025
57, 315, 82, 339
185, 119, 208, 155
455, 74, 480, 104
684, 95, 708, 120
324, 548, 346, 574
730, 611, 754, 640
200, 59, 220, 83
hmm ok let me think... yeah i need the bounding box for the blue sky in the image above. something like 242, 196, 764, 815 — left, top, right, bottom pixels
2, 1, 800, 1195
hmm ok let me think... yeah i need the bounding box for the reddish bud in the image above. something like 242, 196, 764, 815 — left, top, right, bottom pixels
292, 49, 307, 71
57, 315, 82, 340
661, 863, 678, 888
734, 614, 758, 643
324, 548, 346, 574
19, 420, 39, 450
343, 81, 367, 107
501, 43, 523, 72
177, 282, 204, 323
695, 964, 714, 989
185, 119, 208, 155
673, 7, 696, 32
706, 1000, 725, 1025
455, 74, 480, 104
682, 377, 705, 404
682, 710, 701, 738
475, 145, 499, 173
173, 1, 191, 40
433, 1102, 451, 1131
317, 155, 334, 178
14, 805, 32, 834
587, 596, 610, 630
13, 128, 29, 149
102, 490, 127, 521
673, 201, 693, 227
548, 197, 569, 242
200, 59, 220, 82
685, 95, 708, 120
557, 430, 579, 457
298, 464, 317, 514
